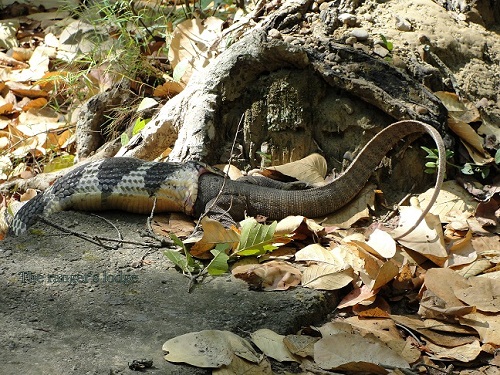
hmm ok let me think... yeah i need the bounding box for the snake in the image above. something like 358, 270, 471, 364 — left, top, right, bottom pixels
9, 120, 445, 239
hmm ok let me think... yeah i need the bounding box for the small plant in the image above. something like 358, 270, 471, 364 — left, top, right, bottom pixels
422, 146, 499, 180
379, 34, 394, 52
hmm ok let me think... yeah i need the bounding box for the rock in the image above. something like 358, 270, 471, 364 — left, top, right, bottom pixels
373, 45, 389, 58
268, 28, 282, 39
394, 15, 412, 31
345, 36, 357, 45
350, 28, 369, 41
338, 13, 357, 26
319, 2, 329, 11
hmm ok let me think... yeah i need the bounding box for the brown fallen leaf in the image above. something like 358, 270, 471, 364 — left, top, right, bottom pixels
264, 153, 327, 185
232, 260, 301, 291
190, 217, 239, 257
454, 277, 500, 313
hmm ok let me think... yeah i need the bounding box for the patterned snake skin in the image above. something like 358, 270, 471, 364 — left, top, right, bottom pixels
9, 120, 446, 238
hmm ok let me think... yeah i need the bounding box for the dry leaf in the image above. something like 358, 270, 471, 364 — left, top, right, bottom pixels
214, 354, 272, 375
283, 335, 319, 358
250, 329, 297, 362
418, 181, 477, 223
231, 261, 301, 291
314, 332, 409, 371
365, 229, 397, 259
295, 243, 348, 268
275, 215, 324, 237
301, 264, 354, 290
153, 80, 184, 98
163, 330, 259, 368
190, 217, 239, 256
370, 259, 399, 290
419, 268, 474, 318
459, 312, 500, 345
151, 213, 195, 238
167, 17, 224, 84
448, 117, 492, 163
337, 285, 377, 309
454, 277, 500, 313
393, 205, 447, 265
426, 340, 481, 362
265, 153, 327, 185
321, 184, 375, 228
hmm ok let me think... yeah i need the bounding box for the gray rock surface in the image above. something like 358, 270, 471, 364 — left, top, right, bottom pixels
0, 211, 338, 374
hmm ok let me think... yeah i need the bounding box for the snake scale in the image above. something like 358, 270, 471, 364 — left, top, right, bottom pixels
9, 120, 445, 239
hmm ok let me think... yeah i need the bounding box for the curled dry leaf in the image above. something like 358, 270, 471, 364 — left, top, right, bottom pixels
213, 354, 272, 375
365, 228, 396, 258
448, 117, 492, 164
419, 268, 474, 318
393, 205, 447, 265
321, 183, 375, 229
231, 260, 301, 291
337, 285, 377, 309
295, 243, 347, 268
444, 229, 477, 268
283, 335, 319, 358
418, 181, 477, 223
275, 215, 324, 237
190, 217, 239, 256
426, 340, 481, 362
459, 312, 500, 345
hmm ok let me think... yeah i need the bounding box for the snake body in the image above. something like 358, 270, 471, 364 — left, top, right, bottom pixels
10, 120, 445, 238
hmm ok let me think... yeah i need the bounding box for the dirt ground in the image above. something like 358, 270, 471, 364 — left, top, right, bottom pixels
0, 211, 338, 374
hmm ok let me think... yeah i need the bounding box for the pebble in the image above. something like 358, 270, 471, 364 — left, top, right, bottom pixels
345, 36, 357, 45
268, 28, 282, 39
373, 45, 389, 58
350, 28, 369, 41
364, 14, 374, 23
338, 13, 357, 26
394, 15, 412, 31
319, 2, 329, 11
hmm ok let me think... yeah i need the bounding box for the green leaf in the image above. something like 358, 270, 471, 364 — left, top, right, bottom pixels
424, 168, 436, 174
120, 132, 129, 146
461, 163, 474, 175
495, 148, 500, 165
172, 58, 189, 82
421, 146, 438, 159
132, 117, 149, 135
163, 249, 189, 272
235, 218, 278, 257
207, 244, 230, 275
167, 234, 202, 273
481, 167, 490, 179
425, 161, 437, 168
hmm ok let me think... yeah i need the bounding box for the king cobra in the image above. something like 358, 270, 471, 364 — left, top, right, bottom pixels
9, 120, 445, 239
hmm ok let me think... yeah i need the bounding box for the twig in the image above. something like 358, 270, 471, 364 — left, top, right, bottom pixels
91, 213, 123, 242
145, 197, 175, 246
195, 113, 245, 231
37, 216, 163, 249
